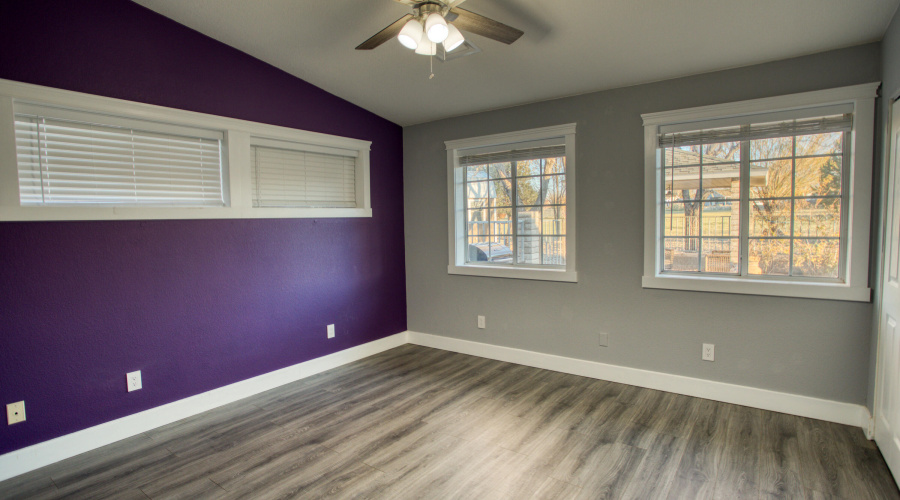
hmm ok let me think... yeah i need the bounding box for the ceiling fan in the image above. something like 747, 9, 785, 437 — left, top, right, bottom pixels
356, 0, 524, 56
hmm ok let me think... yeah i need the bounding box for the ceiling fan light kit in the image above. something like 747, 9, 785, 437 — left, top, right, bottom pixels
355, 0, 524, 78
424, 12, 449, 43
398, 18, 424, 49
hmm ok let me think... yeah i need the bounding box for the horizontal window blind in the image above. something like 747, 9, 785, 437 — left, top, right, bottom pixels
251, 145, 357, 208
15, 108, 224, 206
459, 144, 566, 167
658, 114, 853, 148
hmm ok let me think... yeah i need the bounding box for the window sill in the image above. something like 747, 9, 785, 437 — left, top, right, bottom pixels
448, 264, 577, 283
642, 274, 870, 302
0, 206, 372, 221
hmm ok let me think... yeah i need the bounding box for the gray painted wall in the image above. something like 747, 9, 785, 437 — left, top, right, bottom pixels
867, 7, 900, 412
404, 43, 880, 405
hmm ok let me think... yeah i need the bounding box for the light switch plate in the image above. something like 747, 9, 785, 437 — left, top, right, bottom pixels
127, 370, 142, 392
7, 401, 25, 425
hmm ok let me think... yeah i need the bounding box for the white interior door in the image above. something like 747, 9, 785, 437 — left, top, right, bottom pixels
876, 97, 900, 485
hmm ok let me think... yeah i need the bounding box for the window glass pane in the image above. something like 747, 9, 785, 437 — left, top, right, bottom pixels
516, 159, 541, 177
491, 179, 513, 207
467, 196, 488, 209
701, 238, 739, 273
517, 208, 542, 235
467, 237, 514, 264
750, 199, 791, 237
794, 199, 840, 238
666, 146, 702, 167
750, 160, 792, 199
795, 156, 841, 197
701, 201, 739, 237
792, 239, 839, 278
489, 162, 511, 179
749, 238, 790, 275
466, 164, 487, 181
467, 180, 490, 204
664, 202, 699, 238
796, 132, 842, 157
517, 176, 541, 206
543, 237, 566, 265
542, 206, 566, 235
665, 166, 699, 201
701, 163, 740, 200
544, 156, 566, 174
491, 208, 513, 237
517, 236, 541, 264
664, 238, 700, 272
702, 142, 740, 164
751, 137, 793, 160
542, 175, 566, 205
467, 209, 489, 238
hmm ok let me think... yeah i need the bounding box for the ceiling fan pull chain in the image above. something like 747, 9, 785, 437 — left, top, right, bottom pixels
429, 54, 435, 80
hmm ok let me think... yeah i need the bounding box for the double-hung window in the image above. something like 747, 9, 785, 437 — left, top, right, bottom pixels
642, 84, 878, 301
446, 124, 577, 282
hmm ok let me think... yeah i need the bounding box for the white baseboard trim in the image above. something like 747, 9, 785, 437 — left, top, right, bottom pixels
0, 332, 409, 483
1, 329, 872, 484
408, 331, 871, 434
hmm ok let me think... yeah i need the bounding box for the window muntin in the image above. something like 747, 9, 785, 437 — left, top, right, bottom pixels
659, 123, 847, 280
462, 146, 567, 268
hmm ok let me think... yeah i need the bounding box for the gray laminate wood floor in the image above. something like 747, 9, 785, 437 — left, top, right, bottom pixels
2, 344, 898, 499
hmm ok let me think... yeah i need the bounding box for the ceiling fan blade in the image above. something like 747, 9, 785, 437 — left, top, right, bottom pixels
449, 8, 523, 45
446, 0, 468, 8
356, 14, 413, 50
392, 0, 418, 5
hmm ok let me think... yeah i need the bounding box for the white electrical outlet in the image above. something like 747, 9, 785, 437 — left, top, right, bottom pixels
7, 401, 25, 425
702, 343, 715, 362
477, 315, 486, 329
327, 324, 335, 339
126, 370, 142, 392
598, 332, 609, 347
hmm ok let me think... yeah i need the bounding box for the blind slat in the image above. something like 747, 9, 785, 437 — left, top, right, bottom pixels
459, 145, 566, 167
15, 111, 224, 206
251, 145, 356, 208
658, 113, 853, 148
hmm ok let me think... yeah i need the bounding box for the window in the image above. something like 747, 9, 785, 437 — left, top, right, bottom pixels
446, 124, 576, 282
15, 103, 224, 207
0, 78, 371, 220
642, 84, 878, 301
250, 139, 360, 208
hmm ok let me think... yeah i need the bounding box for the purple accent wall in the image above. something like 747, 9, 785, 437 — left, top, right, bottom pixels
0, 0, 406, 455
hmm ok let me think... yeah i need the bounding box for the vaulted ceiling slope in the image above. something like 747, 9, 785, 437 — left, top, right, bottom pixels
133, 0, 899, 126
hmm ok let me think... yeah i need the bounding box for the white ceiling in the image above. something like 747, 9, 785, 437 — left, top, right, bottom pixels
133, 0, 899, 126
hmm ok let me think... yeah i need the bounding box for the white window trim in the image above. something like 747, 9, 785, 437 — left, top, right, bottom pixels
445, 123, 577, 283
0, 78, 372, 220
641, 83, 879, 302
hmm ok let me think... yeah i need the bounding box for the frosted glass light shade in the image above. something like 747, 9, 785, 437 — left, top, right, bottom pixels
397, 19, 423, 49
443, 24, 465, 52
425, 13, 449, 43
415, 39, 437, 55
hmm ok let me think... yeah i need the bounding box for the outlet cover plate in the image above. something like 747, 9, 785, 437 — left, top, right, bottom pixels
598, 332, 609, 347
327, 324, 335, 339
127, 370, 142, 392
702, 343, 715, 362
7, 401, 25, 425
477, 315, 486, 329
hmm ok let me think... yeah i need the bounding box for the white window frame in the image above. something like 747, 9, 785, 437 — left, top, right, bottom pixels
642, 84, 879, 301
0, 78, 371, 220
446, 123, 577, 282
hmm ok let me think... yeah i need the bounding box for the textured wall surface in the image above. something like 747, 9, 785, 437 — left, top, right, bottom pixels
0, 0, 405, 455
404, 44, 880, 405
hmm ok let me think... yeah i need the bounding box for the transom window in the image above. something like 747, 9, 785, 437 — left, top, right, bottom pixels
642, 84, 877, 301
447, 124, 577, 282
